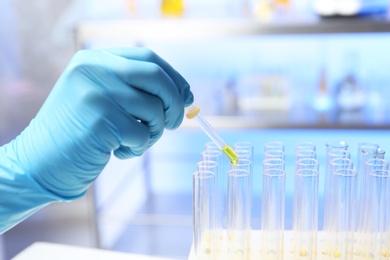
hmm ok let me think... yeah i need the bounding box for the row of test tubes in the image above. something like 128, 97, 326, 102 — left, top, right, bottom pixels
192, 141, 390, 259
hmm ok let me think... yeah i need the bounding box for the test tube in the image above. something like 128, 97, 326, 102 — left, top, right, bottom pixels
356, 157, 389, 258
322, 147, 350, 233
292, 168, 319, 259
261, 168, 286, 259
322, 157, 354, 255
356, 143, 379, 178
356, 147, 386, 254
227, 168, 250, 259
201, 149, 225, 249
193, 170, 216, 259
366, 169, 390, 259
328, 168, 357, 259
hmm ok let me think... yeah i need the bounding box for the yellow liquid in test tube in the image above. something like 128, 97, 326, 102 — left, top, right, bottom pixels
186, 105, 239, 165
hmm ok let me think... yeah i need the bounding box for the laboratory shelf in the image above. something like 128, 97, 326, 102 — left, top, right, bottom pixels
75, 15, 390, 48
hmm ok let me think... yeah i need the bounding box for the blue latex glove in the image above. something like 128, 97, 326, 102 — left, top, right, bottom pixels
0, 47, 193, 233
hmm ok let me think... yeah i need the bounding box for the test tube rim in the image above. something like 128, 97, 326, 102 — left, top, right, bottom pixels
193, 170, 215, 179
296, 158, 319, 166
334, 168, 357, 177
201, 149, 222, 157
263, 168, 286, 177
196, 160, 218, 168
365, 158, 389, 167
265, 149, 285, 156
325, 140, 348, 149
264, 141, 285, 151
328, 148, 351, 158
295, 149, 317, 157
234, 141, 254, 149
296, 168, 319, 177
234, 149, 251, 157
295, 141, 316, 151
362, 147, 386, 156
330, 157, 354, 167
227, 168, 250, 177
358, 142, 380, 150
235, 158, 252, 166
369, 169, 390, 178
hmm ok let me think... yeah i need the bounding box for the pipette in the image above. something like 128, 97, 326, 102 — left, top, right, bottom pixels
186, 105, 239, 165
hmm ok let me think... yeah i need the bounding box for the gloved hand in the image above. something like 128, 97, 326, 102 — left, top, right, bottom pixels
0, 47, 193, 233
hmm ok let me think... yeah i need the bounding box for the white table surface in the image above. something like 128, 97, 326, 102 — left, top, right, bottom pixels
12, 242, 176, 260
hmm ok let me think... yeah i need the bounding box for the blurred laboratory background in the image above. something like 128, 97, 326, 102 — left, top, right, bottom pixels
1, 0, 390, 259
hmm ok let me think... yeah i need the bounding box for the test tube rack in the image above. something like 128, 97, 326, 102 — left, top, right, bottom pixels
191, 141, 390, 260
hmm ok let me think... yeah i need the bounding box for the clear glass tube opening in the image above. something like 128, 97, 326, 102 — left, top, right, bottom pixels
295, 158, 319, 171
263, 158, 285, 171
295, 149, 317, 161
296, 142, 316, 152
264, 141, 285, 152
264, 149, 286, 161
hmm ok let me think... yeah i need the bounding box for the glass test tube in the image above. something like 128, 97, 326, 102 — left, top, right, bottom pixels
193, 170, 216, 259
322, 157, 354, 256
356, 147, 386, 255
322, 147, 350, 233
227, 169, 250, 259
356, 143, 379, 178
201, 149, 225, 254
261, 168, 286, 259
367, 169, 390, 259
329, 168, 357, 260
356, 157, 388, 258
293, 168, 319, 259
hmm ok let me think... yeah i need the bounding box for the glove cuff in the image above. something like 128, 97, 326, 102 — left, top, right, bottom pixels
0, 142, 84, 233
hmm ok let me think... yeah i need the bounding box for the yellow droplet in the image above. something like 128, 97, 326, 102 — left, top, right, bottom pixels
334, 251, 341, 258
205, 248, 211, 254
205, 234, 210, 242
382, 251, 387, 257
300, 249, 307, 257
